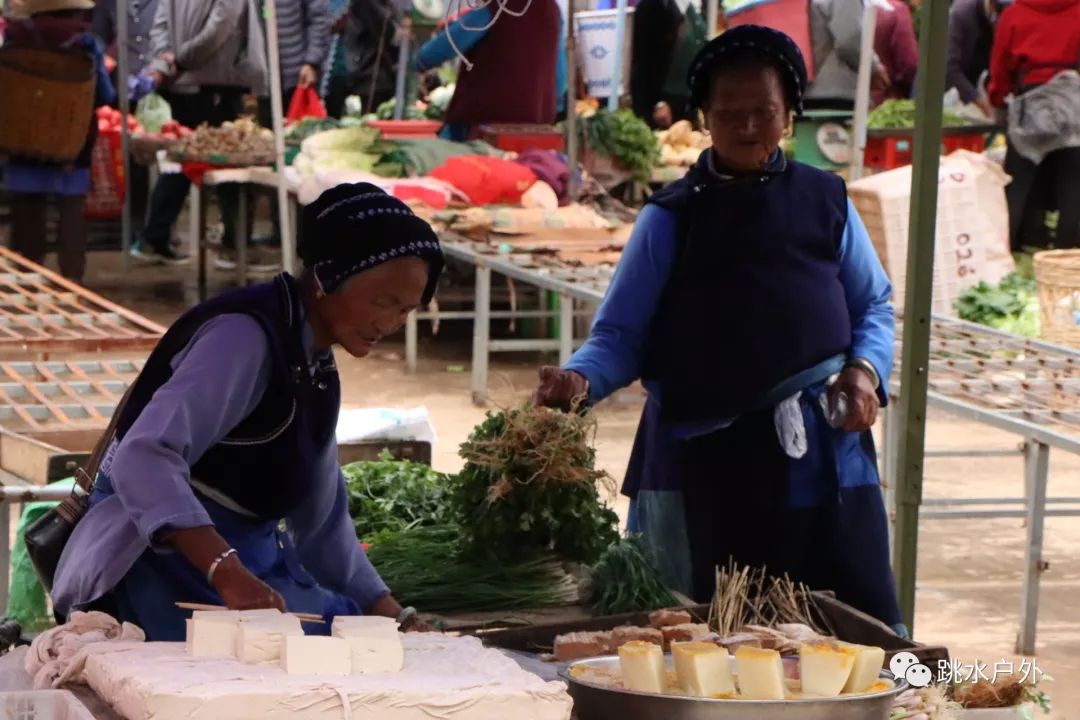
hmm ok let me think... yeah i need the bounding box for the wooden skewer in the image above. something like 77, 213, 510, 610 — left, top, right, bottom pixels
175, 602, 325, 623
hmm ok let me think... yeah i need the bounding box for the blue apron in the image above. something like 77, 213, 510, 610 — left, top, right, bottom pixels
91, 473, 359, 641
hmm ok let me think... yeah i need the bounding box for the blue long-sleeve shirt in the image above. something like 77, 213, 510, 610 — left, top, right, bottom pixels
52, 314, 389, 616
565, 198, 895, 406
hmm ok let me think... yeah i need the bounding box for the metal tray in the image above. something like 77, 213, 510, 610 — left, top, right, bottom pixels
561, 656, 907, 720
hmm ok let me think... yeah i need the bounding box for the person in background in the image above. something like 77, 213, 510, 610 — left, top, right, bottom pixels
92, 0, 157, 74
630, 0, 696, 128
320, 0, 350, 117
535, 25, 903, 634
340, 0, 401, 117
413, 0, 562, 141
2, 0, 116, 283
871, 0, 918, 105
805, 0, 888, 110
129, 0, 266, 265
230, 0, 331, 272
989, 0, 1080, 250
947, 0, 1012, 115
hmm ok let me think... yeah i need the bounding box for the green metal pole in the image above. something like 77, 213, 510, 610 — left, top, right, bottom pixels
893, 0, 951, 633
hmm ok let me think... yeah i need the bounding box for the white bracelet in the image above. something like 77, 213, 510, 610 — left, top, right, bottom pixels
206, 548, 238, 584
396, 606, 418, 626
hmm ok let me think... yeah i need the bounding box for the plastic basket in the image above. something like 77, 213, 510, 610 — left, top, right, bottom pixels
364, 120, 442, 139
0, 690, 95, 720
864, 131, 987, 172
85, 130, 125, 220
1034, 249, 1080, 348
0, 47, 96, 164
479, 124, 566, 154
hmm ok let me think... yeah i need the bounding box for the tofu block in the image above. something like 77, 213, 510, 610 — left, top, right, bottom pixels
840, 644, 886, 694
281, 635, 351, 676
186, 613, 241, 658
610, 626, 664, 649
344, 635, 405, 674
799, 642, 856, 697
331, 616, 399, 638
734, 646, 786, 700
235, 616, 304, 665
553, 631, 614, 662
617, 641, 666, 694
672, 641, 735, 697
649, 609, 693, 629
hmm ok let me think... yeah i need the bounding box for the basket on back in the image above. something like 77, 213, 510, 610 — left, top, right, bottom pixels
1034, 249, 1080, 349
0, 46, 96, 164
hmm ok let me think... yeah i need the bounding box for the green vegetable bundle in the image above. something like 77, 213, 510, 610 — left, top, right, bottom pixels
365, 524, 581, 612
286, 117, 340, 143
454, 406, 620, 564
375, 99, 427, 121
588, 535, 678, 616
343, 451, 452, 538
955, 272, 1040, 337
867, 99, 970, 130
583, 109, 660, 182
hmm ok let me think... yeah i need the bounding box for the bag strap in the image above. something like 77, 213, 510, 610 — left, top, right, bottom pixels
55, 382, 137, 524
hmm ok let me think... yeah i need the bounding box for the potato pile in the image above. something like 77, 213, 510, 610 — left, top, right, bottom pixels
656, 120, 710, 167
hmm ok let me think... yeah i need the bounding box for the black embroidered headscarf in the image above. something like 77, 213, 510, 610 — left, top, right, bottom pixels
687, 24, 809, 115
300, 183, 444, 304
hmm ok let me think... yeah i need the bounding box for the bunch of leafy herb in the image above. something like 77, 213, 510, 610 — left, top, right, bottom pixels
955, 273, 1039, 337
584, 109, 660, 182
342, 451, 452, 538
588, 534, 678, 616
364, 524, 581, 613
868, 99, 969, 129
454, 406, 620, 564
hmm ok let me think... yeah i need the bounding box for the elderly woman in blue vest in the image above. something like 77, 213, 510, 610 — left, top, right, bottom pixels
536, 26, 905, 635
51, 184, 443, 639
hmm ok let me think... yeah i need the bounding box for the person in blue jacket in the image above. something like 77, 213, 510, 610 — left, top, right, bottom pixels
535, 25, 905, 635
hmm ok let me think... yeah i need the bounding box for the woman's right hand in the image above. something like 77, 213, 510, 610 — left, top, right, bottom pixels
210, 555, 287, 612
533, 366, 589, 412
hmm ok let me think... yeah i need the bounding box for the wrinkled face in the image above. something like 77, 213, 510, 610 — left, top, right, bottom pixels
701, 63, 789, 173
314, 256, 429, 358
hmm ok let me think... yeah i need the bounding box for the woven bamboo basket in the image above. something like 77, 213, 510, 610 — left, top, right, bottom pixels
1034, 249, 1080, 349
0, 46, 96, 163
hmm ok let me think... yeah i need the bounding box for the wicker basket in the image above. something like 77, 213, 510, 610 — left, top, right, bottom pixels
1034, 249, 1080, 348
0, 46, 96, 164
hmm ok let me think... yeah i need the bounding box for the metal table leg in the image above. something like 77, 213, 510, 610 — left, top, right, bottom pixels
196, 185, 208, 301
559, 294, 574, 365
405, 310, 418, 375
471, 264, 492, 406
236, 185, 249, 288
1017, 439, 1050, 655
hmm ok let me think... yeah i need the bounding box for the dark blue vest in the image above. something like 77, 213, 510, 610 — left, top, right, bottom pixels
113, 274, 341, 520
642, 152, 853, 423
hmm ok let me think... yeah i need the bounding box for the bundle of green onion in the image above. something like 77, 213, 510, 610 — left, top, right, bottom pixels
365, 525, 581, 613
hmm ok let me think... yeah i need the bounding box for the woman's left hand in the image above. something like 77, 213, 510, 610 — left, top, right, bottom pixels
399, 614, 435, 633
365, 595, 436, 633
829, 366, 880, 433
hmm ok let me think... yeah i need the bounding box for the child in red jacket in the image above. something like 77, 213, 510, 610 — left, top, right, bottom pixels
2, 0, 117, 282
989, 0, 1080, 249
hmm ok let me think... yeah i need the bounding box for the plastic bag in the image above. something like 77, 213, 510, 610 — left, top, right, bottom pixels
135, 92, 172, 134
287, 86, 328, 123
428, 155, 537, 205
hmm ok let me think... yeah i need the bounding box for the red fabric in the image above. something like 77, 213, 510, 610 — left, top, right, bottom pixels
286, 86, 328, 123
872, 0, 919, 106
988, 0, 1080, 106
428, 156, 537, 205
4, 15, 90, 46
180, 162, 247, 187
443, 0, 560, 128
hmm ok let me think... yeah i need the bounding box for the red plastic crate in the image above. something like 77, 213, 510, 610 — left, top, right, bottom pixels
479, 124, 565, 154
864, 131, 987, 171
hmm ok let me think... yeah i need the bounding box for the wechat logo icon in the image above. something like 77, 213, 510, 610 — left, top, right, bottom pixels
891, 652, 933, 688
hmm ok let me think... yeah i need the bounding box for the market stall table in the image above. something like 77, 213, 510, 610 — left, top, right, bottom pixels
0, 249, 164, 357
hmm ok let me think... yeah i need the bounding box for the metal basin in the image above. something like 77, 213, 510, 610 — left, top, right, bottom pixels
561, 656, 907, 720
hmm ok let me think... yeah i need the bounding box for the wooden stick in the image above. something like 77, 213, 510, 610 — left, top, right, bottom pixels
175, 602, 325, 623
